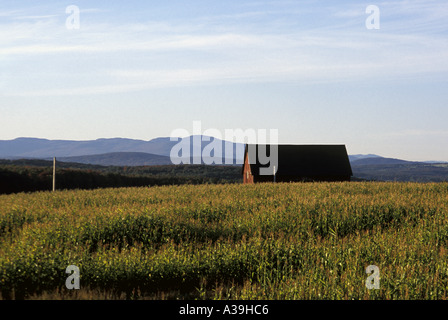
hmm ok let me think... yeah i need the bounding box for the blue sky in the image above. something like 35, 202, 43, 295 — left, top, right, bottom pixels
1, 0, 448, 161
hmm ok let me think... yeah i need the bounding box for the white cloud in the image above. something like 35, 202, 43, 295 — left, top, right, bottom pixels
0, 9, 24, 17
1, 0, 447, 96
12, 14, 59, 20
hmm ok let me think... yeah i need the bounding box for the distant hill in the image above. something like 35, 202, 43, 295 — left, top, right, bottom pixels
0, 137, 156, 158
0, 136, 188, 158
349, 155, 448, 182
57, 152, 173, 167
350, 156, 417, 166
348, 154, 381, 162
0, 136, 245, 164
56, 151, 240, 167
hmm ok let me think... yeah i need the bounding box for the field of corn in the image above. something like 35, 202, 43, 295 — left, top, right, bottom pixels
1, 181, 448, 300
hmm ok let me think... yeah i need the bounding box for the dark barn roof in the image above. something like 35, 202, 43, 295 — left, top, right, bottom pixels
243, 144, 353, 178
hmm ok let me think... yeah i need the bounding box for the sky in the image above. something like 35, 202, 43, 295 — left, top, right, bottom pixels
1, 0, 448, 161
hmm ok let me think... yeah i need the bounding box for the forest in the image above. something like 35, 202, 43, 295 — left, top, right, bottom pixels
0, 159, 241, 194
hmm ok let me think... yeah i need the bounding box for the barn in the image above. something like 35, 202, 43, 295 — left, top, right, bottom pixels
242, 144, 353, 183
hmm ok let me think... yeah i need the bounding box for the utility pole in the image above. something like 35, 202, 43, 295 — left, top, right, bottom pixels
52, 157, 56, 192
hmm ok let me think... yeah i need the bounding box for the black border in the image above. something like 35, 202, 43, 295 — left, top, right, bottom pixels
1, 299, 445, 319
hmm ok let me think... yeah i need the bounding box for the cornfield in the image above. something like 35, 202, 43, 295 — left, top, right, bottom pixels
1, 182, 448, 299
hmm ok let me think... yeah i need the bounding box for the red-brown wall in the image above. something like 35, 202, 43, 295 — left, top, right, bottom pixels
242, 152, 254, 184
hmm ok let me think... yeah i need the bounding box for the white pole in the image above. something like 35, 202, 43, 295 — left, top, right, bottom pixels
273, 165, 276, 183
52, 157, 56, 192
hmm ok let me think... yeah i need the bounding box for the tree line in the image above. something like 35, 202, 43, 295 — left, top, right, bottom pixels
0, 160, 241, 195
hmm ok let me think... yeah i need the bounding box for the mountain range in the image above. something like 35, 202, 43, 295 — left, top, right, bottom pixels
0, 137, 193, 158
0, 136, 245, 166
